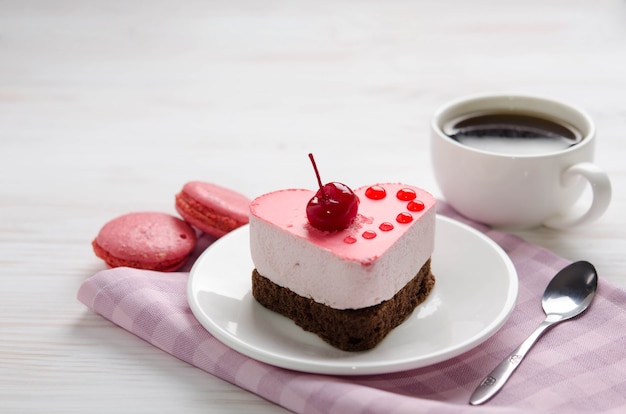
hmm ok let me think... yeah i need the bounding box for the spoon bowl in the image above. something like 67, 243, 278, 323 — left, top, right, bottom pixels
470, 260, 598, 405
542, 261, 598, 320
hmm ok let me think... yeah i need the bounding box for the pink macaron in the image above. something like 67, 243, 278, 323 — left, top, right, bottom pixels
175, 181, 251, 237
92, 212, 197, 272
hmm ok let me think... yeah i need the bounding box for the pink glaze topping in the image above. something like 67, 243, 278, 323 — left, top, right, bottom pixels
249, 183, 435, 266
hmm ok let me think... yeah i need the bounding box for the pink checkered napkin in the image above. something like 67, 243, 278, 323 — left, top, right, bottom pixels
78, 204, 626, 414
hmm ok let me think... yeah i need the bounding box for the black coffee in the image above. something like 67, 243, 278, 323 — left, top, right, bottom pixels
443, 112, 583, 155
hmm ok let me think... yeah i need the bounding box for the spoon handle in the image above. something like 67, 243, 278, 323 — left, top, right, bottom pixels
469, 317, 559, 405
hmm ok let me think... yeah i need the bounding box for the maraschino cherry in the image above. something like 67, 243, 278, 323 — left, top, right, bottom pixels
306, 153, 359, 232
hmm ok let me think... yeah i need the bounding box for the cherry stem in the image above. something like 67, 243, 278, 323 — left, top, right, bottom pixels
308, 153, 325, 194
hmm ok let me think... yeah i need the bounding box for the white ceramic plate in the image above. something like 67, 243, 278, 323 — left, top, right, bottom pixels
188, 215, 518, 375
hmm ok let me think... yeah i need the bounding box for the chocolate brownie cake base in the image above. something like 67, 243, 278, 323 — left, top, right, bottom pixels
251, 259, 435, 352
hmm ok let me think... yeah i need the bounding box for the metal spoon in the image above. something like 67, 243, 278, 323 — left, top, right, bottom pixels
469, 260, 598, 405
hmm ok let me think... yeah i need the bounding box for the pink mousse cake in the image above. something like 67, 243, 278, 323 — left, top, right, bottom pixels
249, 183, 436, 351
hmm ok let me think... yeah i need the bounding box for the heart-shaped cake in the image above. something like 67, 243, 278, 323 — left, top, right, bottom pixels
249, 183, 437, 351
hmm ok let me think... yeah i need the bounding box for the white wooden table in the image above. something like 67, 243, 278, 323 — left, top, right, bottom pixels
2, 1, 625, 412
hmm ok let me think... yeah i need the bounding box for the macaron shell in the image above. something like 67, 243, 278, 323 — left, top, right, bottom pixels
175, 181, 250, 237
92, 212, 197, 272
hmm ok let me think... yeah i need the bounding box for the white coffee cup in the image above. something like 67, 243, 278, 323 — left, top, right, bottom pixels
430, 93, 611, 229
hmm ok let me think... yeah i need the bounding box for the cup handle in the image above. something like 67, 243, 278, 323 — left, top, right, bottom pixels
544, 162, 612, 229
